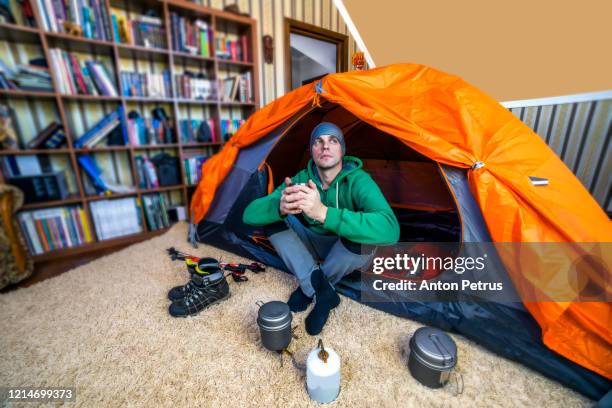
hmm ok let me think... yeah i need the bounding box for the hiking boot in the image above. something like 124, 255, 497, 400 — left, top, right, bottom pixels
169, 271, 230, 317
167, 257, 220, 302
168, 271, 198, 302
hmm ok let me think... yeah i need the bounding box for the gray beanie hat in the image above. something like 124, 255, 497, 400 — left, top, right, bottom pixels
310, 122, 345, 154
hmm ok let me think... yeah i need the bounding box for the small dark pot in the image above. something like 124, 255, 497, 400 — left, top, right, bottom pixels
408, 327, 457, 388
257, 301, 292, 351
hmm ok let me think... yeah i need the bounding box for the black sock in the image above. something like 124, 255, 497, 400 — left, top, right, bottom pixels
305, 269, 340, 335
287, 287, 312, 312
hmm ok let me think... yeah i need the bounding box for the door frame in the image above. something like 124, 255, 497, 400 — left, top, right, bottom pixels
284, 18, 349, 92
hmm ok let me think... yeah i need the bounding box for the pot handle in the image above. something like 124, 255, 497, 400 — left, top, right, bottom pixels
255, 300, 264, 307
450, 368, 464, 396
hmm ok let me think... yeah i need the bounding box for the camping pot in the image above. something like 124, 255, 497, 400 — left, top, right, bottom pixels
256, 301, 292, 351
306, 339, 341, 404
408, 327, 457, 388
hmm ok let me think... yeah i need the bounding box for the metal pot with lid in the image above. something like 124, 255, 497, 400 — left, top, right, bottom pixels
256, 300, 292, 351
408, 327, 457, 388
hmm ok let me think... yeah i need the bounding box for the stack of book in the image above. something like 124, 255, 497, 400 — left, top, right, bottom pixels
0, 60, 53, 91
179, 119, 216, 143
220, 118, 244, 141
90, 197, 142, 240
35, 0, 112, 41
170, 13, 212, 57
127, 115, 173, 145
73, 106, 126, 148
111, 10, 166, 48
48, 49, 118, 96
9, 171, 69, 203
18, 206, 93, 255
27, 122, 66, 149
215, 34, 249, 62
120, 70, 171, 98
142, 194, 170, 231
135, 156, 159, 188
174, 72, 216, 100
183, 154, 207, 185
220, 72, 253, 103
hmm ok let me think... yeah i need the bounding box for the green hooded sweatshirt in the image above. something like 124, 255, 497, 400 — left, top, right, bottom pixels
242, 156, 400, 245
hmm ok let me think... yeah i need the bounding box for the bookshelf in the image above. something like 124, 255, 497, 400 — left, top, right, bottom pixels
0, 0, 260, 262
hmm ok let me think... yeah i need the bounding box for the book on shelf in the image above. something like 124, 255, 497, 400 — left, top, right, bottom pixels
135, 155, 158, 189
135, 153, 179, 188
179, 118, 216, 143
89, 197, 142, 240
35, 0, 112, 40
27, 121, 66, 149
120, 70, 171, 98
170, 13, 212, 57
48, 49, 118, 96
9, 171, 69, 203
18, 206, 93, 255
111, 9, 166, 48
127, 112, 173, 146
220, 118, 244, 141
0, 0, 36, 26
0, 59, 53, 91
142, 193, 170, 231
220, 72, 252, 103
174, 72, 217, 100
183, 154, 207, 185
2, 154, 57, 178
73, 106, 126, 148
77, 153, 135, 194
215, 33, 249, 62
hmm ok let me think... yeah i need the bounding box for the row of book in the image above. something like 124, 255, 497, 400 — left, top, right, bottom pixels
18, 206, 93, 255
120, 70, 171, 98
221, 72, 253, 103
174, 73, 216, 100
111, 10, 166, 49
135, 156, 160, 189
178, 119, 216, 144
183, 155, 207, 185
90, 197, 142, 240
220, 118, 245, 141
0, 59, 53, 92
49, 49, 118, 96
142, 194, 170, 231
0, 0, 36, 26
35, 0, 112, 41
170, 13, 212, 57
215, 34, 249, 62
127, 116, 173, 146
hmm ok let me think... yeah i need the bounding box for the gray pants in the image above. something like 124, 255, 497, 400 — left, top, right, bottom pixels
267, 215, 373, 297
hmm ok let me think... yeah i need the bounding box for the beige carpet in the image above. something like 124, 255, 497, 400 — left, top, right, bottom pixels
0, 223, 590, 407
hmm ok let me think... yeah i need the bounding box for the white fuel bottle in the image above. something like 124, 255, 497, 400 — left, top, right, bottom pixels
306, 339, 341, 403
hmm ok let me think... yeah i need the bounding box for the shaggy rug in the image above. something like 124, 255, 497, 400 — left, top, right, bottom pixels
0, 223, 590, 407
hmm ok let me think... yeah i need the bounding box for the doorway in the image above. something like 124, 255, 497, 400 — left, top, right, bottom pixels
284, 18, 348, 91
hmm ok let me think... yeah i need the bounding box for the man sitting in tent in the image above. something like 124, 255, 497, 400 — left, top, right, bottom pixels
243, 122, 400, 335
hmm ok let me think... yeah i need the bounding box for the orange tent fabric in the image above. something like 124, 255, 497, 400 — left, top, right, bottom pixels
191, 63, 612, 378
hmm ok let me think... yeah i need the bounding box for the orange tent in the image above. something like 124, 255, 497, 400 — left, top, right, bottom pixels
190, 63, 611, 379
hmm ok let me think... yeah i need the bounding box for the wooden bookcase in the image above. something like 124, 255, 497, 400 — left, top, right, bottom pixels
0, 0, 259, 262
